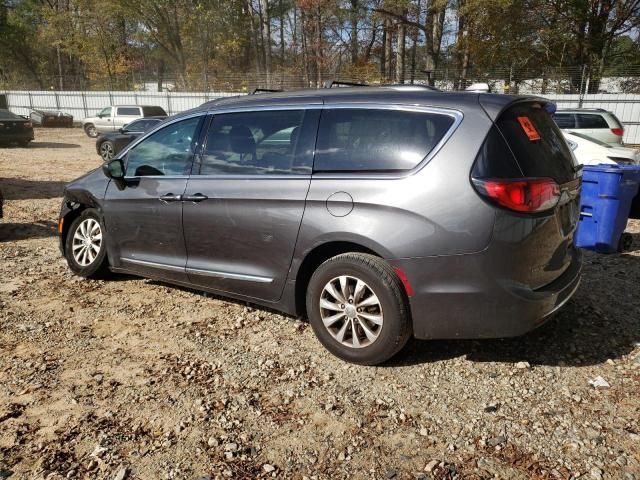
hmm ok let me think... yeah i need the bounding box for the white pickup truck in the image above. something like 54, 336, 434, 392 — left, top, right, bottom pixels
82, 105, 167, 137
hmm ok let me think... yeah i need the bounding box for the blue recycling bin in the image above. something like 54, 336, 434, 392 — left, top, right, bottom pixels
575, 164, 640, 253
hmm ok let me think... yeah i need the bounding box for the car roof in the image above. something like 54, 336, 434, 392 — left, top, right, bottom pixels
175, 87, 547, 122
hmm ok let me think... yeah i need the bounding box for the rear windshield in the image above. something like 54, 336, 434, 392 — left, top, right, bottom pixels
495, 102, 578, 184
142, 106, 168, 117
0, 109, 22, 120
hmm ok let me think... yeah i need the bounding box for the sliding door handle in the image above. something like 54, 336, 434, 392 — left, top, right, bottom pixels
183, 193, 209, 202
159, 193, 182, 203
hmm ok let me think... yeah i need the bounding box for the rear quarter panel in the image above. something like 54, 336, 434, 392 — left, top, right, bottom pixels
290, 105, 497, 279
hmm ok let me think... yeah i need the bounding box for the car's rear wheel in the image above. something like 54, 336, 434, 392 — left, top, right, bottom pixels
99, 140, 115, 161
84, 124, 98, 138
18, 140, 31, 148
306, 253, 412, 365
64, 209, 110, 278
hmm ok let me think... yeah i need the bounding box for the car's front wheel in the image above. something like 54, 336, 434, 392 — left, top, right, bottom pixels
99, 140, 115, 161
84, 124, 98, 138
306, 253, 412, 365
64, 209, 110, 278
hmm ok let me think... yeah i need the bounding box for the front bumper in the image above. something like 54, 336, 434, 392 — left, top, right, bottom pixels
392, 248, 582, 340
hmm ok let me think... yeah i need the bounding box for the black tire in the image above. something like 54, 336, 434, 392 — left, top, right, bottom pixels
99, 140, 115, 161
306, 253, 412, 365
84, 123, 98, 138
19, 140, 30, 148
64, 208, 110, 278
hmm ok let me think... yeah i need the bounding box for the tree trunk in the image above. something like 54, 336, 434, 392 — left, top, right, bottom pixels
260, 0, 272, 87
350, 0, 359, 64
384, 18, 393, 81
395, 19, 406, 83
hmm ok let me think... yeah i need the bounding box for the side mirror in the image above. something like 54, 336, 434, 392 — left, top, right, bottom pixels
97, 114, 103, 118
102, 158, 125, 179
118, 127, 125, 133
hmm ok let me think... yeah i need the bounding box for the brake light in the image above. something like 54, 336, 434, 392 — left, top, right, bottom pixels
472, 177, 560, 213
611, 128, 623, 136
24, 121, 32, 128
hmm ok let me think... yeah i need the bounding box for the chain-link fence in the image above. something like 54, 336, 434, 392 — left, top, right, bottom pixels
3, 65, 640, 95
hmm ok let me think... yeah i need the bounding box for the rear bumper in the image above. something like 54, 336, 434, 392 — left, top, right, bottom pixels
392, 248, 582, 339
0, 130, 34, 142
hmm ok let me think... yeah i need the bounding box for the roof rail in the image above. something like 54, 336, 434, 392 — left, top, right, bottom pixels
322, 80, 368, 89
384, 84, 441, 92
250, 88, 283, 95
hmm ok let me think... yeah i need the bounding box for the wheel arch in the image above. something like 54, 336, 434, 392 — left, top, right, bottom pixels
59, 191, 103, 256
293, 240, 384, 318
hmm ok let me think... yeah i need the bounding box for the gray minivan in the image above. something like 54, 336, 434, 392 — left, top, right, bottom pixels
59, 88, 582, 365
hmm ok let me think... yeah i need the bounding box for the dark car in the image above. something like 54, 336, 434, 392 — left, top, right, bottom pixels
30, 109, 74, 127
95, 117, 166, 161
0, 109, 34, 147
59, 87, 582, 365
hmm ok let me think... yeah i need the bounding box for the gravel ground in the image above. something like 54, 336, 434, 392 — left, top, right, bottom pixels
1, 128, 639, 480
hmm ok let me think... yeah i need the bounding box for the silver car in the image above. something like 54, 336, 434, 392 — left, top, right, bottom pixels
553, 108, 625, 145
82, 105, 167, 138
59, 88, 582, 365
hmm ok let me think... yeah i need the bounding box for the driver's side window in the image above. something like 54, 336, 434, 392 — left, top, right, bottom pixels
99, 107, 112, 117
125, 116, 201, 177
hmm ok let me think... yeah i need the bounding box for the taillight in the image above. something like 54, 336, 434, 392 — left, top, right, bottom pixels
611, 127, 624, 136
472, 177, 560, 213
24, 121, 32, 128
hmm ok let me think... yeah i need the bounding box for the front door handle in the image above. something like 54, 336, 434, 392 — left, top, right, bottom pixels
159, 193, 182, 203
183, 193, 208, 202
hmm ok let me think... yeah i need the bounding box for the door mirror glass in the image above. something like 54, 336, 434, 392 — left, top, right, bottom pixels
102, 158, 125, 179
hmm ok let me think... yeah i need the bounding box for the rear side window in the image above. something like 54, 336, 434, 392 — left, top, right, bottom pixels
576, 114, 608, 129
143, 106, 168, 117
197, 109, 317, 175
495, 103, 578, 183
117, 107, 141, 116
314, 109, 455, 172
552, 113, 576, 129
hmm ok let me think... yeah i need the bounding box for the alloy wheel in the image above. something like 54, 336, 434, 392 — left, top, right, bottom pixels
72, 218, 102, 266
319, 275, 383, 348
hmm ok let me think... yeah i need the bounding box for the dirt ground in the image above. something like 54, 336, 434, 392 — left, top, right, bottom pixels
0, 128, 639, 480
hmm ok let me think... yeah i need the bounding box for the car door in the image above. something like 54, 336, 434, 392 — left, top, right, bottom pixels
102, 114, 205, 283
95, 106, 113, 133
182, 108, 320, 301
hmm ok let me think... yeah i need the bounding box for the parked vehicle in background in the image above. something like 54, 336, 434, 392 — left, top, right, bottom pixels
553, 109, 625, 146
30, 109, 74, 127
96, 116, 166, 161
59, 88, 582, 365
82, 105, 167, 138
564, 131, 639, 166
0, 109, 34, 147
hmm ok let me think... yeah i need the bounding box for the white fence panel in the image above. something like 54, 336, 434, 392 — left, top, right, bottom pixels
3, 90, 640, 144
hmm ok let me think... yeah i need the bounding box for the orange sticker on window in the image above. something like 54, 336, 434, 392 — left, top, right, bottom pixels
517, 116, 541, 141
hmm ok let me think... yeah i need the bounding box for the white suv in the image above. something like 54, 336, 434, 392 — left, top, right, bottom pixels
552, 109, 625, 146
82, 105, 167, 137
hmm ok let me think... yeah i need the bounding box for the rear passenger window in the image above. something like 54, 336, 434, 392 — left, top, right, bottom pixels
198, 110, 316, 175
552, 114, 576, 129
117, 107, 141, 116
314, 109, 454, 172
576, 114, 608, 129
